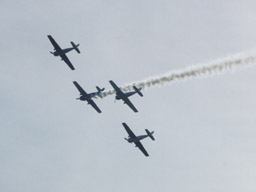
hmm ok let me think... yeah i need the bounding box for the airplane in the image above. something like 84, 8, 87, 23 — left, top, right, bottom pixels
47, 35, 80, 70
73, 81, 103, 113
122, 122, 154, 157
109, 80, 143, 113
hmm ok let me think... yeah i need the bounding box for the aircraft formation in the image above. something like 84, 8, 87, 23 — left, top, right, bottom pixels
48, 35, 154, 157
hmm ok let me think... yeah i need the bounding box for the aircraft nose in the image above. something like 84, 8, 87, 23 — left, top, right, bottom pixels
78, 96, 84, 100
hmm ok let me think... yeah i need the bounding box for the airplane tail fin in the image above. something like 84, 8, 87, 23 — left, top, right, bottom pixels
133, 86, 143, 97
96, 86, 105, 98
145, 129, 155, 140
71, 41, 80, 54
96, 86, 105, 92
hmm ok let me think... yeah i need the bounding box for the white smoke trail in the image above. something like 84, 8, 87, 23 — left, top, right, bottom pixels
101, 50, 256, 97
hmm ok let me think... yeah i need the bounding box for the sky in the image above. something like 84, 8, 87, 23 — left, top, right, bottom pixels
1, 0, 256, 192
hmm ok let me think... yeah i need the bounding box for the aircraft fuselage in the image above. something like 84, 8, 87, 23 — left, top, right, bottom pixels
52, 47, 74, 56
115, 91, 136, 100
79, 95, 90, 101
77, 88, 103, 101
79, 93, 99, 101
127, 135, 148, 143
88, 92, 98, 98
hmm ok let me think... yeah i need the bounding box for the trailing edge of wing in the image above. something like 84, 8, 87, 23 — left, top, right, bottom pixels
135, 141, 149, 157
60, 54, 75, 70
122, 123, 136, 139
73, 81, 87, 96
88, 99, 102, 113
47, 35, 62, 52
109, 80, 121, 93
123, 97, 138, 113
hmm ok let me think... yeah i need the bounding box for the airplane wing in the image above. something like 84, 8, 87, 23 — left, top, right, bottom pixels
73, 81, 88, 96
109, 80, 122, 93
122, 97, 138, 113
60, 54, 75, 70
47, 35, 62, 52
135, 141, 149, 157
88, 99, 102, 113
122, 123, 136, 139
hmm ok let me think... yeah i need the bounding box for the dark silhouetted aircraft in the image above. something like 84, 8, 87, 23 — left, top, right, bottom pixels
109, 80, 143, 112
122, 122, 154, 157
73, 81, 103, 113
48, 35, 80, 70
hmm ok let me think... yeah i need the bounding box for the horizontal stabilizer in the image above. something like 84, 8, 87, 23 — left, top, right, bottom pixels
133, 86, 143, 97
96, 86, 105, 98
96, 86, 105, 92
145, 129, 155, 140
71, 41, 80, 53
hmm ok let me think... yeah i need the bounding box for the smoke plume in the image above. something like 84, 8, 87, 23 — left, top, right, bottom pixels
101, 50, 256, 97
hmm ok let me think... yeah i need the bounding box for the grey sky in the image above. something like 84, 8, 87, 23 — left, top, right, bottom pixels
1, 0, 256, 192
